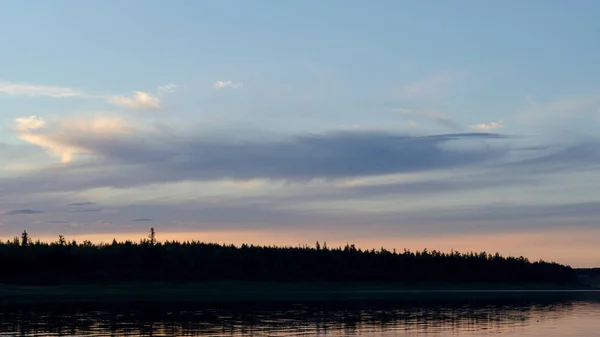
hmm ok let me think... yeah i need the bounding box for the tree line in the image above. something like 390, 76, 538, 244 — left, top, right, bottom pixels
0, 229, 577, 285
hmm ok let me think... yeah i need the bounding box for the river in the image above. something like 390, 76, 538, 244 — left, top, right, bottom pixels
1, 291, 599, 336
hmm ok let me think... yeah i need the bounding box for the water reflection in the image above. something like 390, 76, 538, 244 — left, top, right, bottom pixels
1, 292, 600, 336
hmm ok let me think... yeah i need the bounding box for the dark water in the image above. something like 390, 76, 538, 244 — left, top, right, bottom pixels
1, 291, 599, 336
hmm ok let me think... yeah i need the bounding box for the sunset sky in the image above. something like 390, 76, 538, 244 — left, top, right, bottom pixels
1, 1, 600, 267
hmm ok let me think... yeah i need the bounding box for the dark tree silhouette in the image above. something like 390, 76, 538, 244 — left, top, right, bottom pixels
0, 229, 578, 286
20, 230, 29, 247
148, 228, 156, 246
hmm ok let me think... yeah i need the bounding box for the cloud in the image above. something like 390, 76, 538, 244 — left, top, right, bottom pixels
0, 81, 86, 98
2, 209, 44, 215
67, 209, 103, 213
6, 193, 598, 239
15, 116, 46, 132
0, 80, 174, 110
108, 91, 161, 110
517, 95, 599, 124
157, 84, 178, 95
67, 202, 97, 206
507, 141, 600, 173
394, 108, 462, 131
387, 201, 600, 233
14, 115, 134, 163
215, 80, 243, 89
273, 173, 537, 205
397, 71, 459, 101
4, 126, 509, 194
469, 121, 503, 131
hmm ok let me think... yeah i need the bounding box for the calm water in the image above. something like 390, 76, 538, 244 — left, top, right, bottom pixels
1, 291, 600, 336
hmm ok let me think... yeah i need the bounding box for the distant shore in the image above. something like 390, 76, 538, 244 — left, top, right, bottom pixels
0, 281, 593, 304
0, 230, 590, 301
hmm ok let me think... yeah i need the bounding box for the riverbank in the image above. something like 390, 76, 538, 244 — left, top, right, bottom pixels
0, 281, 592, 304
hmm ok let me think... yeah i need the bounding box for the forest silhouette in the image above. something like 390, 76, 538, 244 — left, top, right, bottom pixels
0, 229, 577, 285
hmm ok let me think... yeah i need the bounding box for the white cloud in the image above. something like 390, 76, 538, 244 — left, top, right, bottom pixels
0, 81, 86, 98
14, 115, 134, 164
108, 91, 161, 110
0, 80, 175, 110
469, 120, 503, 131
214, 80, 243, 89
15, 116, 46, 132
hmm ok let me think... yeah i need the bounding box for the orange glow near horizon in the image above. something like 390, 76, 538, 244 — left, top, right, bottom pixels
4, 228, 598, 268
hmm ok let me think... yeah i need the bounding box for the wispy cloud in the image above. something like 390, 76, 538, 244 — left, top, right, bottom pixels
157, 84, 178, 95
0, 81, 86, 98
2, 209, 44, 215
67, 202, 96, 206
215, 80, 243, 89
469, 120, 503, 131
393, 108, 462, 131
132, 218, 153, 222
0, 80, 173, 111
397, 71, 460, 101
517, 94, 599, 124
67, 209, 102, 213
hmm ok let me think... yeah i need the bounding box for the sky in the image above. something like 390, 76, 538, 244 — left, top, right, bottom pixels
1, 1, 600, 267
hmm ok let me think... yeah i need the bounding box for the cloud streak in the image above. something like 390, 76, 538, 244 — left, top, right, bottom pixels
2, 209, 44, 215
67, 202, 97, 206
0, 81, 86, 98
397, 71, 460, 101
517, 95, 599, 124
0, 80, 172, 110
394, 108, 462, 131
67, 209, 103, 213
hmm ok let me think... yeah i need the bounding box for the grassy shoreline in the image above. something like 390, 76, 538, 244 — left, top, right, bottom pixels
0, 281, 593, 304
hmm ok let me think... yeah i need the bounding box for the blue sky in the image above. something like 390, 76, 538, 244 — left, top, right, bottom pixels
1, 1, 600, 267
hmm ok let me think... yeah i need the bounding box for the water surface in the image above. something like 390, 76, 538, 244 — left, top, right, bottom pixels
1, 291, 599, 336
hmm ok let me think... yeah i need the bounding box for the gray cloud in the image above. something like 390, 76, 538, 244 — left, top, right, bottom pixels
0, 131, 509, 194
2, 209, 44, 215
66, 209, 103, 213
4, 123, 600, 242
508, 141, 600, 173
1, 188, 599, 240
67, 202, 97, 206
11, 198, 600, 238
262, 172, 537, 205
